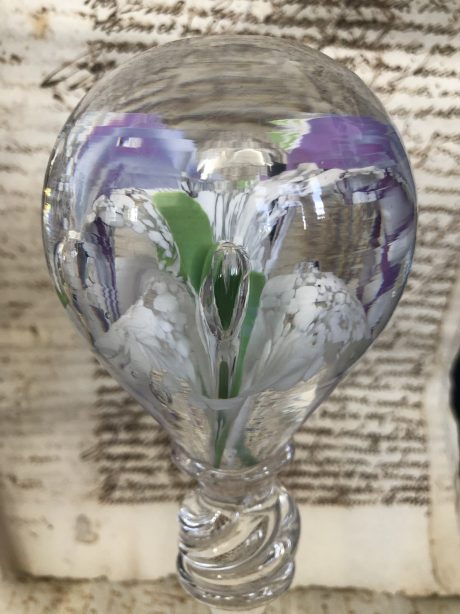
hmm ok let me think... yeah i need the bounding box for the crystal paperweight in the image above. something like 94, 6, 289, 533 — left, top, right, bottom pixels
42, 36, 416, 612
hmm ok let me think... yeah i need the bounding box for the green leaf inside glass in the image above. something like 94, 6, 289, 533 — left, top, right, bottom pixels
152, 191, 266, 466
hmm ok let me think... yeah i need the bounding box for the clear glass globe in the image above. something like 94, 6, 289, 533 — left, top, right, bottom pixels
42, 36, 416, 471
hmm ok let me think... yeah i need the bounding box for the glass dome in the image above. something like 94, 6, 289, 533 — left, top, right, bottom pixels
42, 36, 416, 470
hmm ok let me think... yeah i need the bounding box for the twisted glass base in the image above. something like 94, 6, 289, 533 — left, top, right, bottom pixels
173, 444, 300, 611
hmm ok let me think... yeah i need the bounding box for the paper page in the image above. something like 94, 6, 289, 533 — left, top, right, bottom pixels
1, 0, 460, 596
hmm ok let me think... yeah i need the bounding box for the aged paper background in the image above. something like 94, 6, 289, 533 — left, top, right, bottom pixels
1, 0, 460, 608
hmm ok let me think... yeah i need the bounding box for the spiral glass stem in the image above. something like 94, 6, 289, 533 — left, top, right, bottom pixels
173, 444, 300, 611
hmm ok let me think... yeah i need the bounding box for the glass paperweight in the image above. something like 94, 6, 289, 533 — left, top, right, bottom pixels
42, 36, 416, 612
